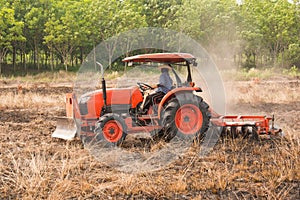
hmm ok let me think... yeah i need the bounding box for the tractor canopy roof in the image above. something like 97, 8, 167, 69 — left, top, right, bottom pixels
123, 52, 196, 84
122, 53, 196, 65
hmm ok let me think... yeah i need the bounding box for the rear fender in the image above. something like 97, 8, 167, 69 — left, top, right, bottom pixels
157, 87, 202, 118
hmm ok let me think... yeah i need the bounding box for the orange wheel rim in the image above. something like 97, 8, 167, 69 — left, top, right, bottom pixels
102, 120, 123, 142
175, 104, 203, 135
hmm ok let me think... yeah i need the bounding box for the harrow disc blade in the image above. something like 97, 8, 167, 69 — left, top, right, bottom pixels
52, 117, 77, 140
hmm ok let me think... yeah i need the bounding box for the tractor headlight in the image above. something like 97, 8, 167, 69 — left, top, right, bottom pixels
80, 96, 91, 104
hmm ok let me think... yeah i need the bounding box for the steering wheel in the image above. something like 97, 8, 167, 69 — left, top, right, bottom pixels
137, 82, 153, 91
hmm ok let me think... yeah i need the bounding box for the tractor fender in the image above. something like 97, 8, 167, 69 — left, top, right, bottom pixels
157, 87, 202, 119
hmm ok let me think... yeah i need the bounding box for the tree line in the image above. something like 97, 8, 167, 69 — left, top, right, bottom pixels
0, 0, 299, 74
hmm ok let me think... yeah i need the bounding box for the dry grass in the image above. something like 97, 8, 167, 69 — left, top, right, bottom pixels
0, 92, 64, 110
0, 78, 299, 199
225, 80, 299, 105
0, 71, 76, 84
1, 137, 298, 199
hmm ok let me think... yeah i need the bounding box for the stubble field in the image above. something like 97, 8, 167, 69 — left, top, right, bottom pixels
0, 77, 299, 199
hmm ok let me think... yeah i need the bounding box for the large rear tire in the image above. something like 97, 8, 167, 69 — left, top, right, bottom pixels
160, 93, 211, 142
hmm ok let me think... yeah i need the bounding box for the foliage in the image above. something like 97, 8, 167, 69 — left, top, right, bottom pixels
0, 0, 300, 74
0, 1, 25, 74
239, 0, 299, 68
283, 65, 300, 77
222, 67, 280, 81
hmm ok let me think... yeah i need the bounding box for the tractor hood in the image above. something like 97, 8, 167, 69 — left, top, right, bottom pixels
79, 86, 140, 104
78, 86, 143, 118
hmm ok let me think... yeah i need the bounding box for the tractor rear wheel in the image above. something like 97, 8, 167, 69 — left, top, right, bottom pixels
94, 113, 127, 146
160, 94, 210, 142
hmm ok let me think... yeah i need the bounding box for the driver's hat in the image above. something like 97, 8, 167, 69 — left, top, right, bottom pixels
158, 65, 171, 70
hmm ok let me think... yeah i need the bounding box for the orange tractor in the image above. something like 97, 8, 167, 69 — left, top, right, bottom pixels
52, 53, 282, 145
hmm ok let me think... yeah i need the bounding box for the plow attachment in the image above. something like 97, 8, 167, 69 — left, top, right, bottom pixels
211, 115, 283, 139
52, 117, 77, 140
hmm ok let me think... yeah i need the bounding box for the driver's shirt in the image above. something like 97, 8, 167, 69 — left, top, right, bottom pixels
157, 71, 173, 94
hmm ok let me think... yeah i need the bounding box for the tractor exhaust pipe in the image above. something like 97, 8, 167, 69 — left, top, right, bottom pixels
102, 77, 107, 106
96, 62, 107, 112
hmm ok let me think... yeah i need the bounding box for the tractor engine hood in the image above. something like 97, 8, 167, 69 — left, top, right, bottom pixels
78, 86, 143, 118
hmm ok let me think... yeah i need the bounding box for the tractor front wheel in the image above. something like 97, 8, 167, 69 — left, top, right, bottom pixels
94, 114, 127, 146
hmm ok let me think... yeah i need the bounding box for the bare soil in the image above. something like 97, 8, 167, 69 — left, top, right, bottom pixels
0, 79, 299, 199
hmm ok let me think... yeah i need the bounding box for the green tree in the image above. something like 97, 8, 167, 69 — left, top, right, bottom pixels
0, 2, 25, 74
24, 1, 49, 71
44, 0, 83, 71
83, 0, 146, 69
141, 0, 183, 28
1, 0, 300, 74
176, 0, 239, 67
239, 0, 299, 68
283, 0, 300, 67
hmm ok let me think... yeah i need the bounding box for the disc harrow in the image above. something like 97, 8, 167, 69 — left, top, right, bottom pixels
210, 115, 283, 139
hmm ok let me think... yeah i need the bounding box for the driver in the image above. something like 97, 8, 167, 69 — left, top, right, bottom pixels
140, 65, 173, 114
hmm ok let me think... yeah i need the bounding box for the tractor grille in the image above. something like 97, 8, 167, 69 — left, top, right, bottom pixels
79, 103, 88, 115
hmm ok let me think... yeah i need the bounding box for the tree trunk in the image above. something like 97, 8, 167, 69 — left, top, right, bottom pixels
0, 48, 9, 74
93, 43, 96, 70
45, 49, 49, 69
80, 46, 83, 64
30, 51, 34, 65
65, 62, 68, 71
33, 47, 36, 66
253, 52, 256, 68
71, 53, 74, 67
273, 51, 277, 67
35, 42, 40, 71
64, 54, 68, 72
23, 51, 27, 73
20, 47, 27, 73
13, 46, 16, 72
50, 46, 54, 71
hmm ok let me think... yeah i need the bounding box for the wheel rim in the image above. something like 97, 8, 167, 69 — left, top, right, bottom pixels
102, 120, 123, 142
175, 104, 203, 135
